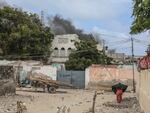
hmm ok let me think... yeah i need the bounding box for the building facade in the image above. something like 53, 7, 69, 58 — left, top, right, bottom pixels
49, 34, 79, 64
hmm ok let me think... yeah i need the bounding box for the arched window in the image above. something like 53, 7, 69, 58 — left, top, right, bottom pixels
68, 48, 72, 56
53, 47, 59, 56
60, 47, 66, 57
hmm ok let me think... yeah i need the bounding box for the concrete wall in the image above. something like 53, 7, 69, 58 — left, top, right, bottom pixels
85, 65, 139, 91
139, 69, 150, 113
0, 66, 15, 96
19, 65, 57, 84
32, 66, 57, 80
85, 68, 90, 87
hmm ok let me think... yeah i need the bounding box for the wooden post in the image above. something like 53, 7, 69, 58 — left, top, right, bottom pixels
92, 91, 97, 113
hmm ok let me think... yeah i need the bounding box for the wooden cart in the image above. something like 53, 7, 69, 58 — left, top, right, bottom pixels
29, 74, 73, 93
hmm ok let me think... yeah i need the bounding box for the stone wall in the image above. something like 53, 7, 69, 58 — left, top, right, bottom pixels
139, 69, 150, 113
0, 66, 16, 96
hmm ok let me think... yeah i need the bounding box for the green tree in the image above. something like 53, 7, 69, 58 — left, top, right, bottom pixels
0, 7, 53, 60
130, 0, 150, 34
65, 40, 112, 70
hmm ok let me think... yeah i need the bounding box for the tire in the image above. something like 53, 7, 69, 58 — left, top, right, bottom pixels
47, 85, 56, 93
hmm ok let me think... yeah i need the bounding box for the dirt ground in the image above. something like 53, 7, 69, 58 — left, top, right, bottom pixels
0, 88, 144, 113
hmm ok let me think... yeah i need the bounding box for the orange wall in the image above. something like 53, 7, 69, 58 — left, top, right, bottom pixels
88, 65, 138, 82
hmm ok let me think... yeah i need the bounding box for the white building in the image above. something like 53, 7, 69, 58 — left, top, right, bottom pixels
96, 43, 103, 51
50, 34, 80, 63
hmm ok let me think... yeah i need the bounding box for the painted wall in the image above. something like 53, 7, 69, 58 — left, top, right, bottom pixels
85, 65, 139, 91
139, 69, 150, 113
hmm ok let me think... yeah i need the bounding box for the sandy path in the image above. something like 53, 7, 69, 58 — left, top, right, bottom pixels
0, 89, 143, 113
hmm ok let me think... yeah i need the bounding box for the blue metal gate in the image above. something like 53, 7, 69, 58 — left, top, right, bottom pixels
57, 71, 85, 89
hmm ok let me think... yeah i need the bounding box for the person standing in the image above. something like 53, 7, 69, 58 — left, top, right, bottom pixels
116, 88, 123, 103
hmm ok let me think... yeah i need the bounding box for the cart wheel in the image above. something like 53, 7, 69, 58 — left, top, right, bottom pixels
47, 86, 56, 93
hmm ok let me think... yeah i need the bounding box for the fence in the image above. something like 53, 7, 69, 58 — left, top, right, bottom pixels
57, 71, 85, 89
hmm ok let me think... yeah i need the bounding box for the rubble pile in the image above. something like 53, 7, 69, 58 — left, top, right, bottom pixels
0, 66, 16, 96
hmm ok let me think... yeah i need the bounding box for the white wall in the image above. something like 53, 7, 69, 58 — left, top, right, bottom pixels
85, 68, 90, 88
32, 65, 57, 80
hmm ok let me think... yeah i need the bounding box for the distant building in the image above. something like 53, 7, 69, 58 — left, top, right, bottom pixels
49, 34, 80, 64
106, 49, 125, 63
96, 43, 103, 51
106, 49, 142, 64
107, 52, 125, 62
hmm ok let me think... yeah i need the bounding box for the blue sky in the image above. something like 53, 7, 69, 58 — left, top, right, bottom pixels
5, 0, 150, 56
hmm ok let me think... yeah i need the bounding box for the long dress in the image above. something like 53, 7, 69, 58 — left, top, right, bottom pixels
116, 89, 123, 103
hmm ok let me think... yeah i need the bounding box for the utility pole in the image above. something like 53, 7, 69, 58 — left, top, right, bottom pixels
41, 10, 44, 25
131, 37, 136, 93
102, 39, 105, 51
102, 39, 107, 55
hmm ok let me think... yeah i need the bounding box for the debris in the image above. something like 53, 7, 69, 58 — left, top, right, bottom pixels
103, 97, 144, 113
57, 106, 71, 113
16, 101, 27, 113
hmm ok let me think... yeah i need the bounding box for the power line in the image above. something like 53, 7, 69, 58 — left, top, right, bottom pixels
105, 38, 131, 44
0, 54, 50, 59
113, 46, 132, 50
97, 32, 149, 45
99, 33, 129, 39
108, 41, 131, 47
133, 38, 149, 45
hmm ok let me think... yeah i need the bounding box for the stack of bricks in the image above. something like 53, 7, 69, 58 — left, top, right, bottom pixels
0, 65, 16, 96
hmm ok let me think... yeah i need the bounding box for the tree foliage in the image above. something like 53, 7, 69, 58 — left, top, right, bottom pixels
0, 7, 53, 60
130, 0, 150, 34
65, 40, 112, 70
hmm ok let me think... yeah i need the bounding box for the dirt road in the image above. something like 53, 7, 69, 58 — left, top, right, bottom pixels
0, 89, 144, 113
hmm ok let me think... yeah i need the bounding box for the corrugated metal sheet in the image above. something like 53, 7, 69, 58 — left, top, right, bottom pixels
57, 71, 85, 89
